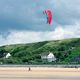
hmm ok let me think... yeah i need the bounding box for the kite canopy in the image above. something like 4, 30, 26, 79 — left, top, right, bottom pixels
44, 10, 52, 25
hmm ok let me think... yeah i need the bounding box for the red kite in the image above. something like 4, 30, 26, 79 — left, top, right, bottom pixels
44, 10, 52, 25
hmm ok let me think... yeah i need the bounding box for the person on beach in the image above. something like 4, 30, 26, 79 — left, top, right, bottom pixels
28, 67, 31, 71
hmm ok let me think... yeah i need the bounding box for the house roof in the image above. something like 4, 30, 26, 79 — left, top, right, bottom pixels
47, 52, 55, 58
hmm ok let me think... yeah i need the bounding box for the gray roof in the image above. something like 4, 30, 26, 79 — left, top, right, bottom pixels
41, 52, 50, 56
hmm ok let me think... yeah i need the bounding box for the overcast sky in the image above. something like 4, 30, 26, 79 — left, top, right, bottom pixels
0, 0, 80, 46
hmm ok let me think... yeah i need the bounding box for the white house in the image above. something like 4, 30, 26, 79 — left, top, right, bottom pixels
41, 52, 56, 62
47, 52, 56, 62
5, 53, 11, 58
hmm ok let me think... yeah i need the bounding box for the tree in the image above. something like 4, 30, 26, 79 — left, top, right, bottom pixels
0, 49, 6, 58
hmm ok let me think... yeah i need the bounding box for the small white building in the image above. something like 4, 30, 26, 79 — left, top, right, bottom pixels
47, 52, 56, 62
5, 53, 11, 58
41, 52, 56, 62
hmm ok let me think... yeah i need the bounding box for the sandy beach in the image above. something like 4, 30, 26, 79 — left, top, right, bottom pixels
0, 67, 80, 80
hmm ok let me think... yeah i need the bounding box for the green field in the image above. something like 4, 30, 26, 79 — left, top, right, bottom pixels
0, 38, 80, 64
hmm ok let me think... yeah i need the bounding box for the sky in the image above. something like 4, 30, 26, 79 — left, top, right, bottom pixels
0, 0, 80, 46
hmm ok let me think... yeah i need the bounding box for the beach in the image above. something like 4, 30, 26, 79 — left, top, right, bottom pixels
0, 67, 80, 80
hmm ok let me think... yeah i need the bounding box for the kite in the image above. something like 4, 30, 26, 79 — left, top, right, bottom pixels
44, 10, 52, 25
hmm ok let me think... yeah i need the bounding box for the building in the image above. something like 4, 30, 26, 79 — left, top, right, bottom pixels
47, 52, 56, 62
41, 52, 48, 60
5, 53, 11, 58
41, 52, 56, 62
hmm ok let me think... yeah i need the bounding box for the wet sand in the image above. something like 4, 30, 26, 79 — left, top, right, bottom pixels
0, 67, 80, 80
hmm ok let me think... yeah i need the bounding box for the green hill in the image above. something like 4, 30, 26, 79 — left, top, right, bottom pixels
0, 38, 80, 64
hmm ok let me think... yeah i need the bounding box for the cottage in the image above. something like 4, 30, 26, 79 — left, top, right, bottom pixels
5, 53, 11, 58
41, 52, 48, 60
41, 52, 56, 62
47, 52, 56, 62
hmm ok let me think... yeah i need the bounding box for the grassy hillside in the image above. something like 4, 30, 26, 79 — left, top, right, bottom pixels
0, 38, 80, 64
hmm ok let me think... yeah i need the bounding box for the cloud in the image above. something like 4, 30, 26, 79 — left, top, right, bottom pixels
0, 23, 80, 46
0, 0, 80, 32
0, 0, 80, 46
0, 0, 52, 32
